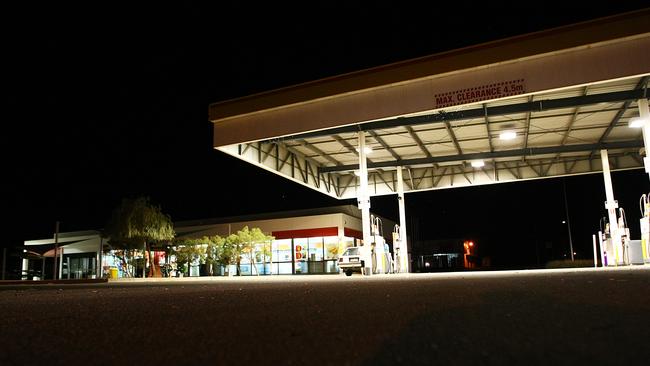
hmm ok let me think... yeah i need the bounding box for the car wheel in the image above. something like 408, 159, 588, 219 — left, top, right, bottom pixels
345, 270, 353, 276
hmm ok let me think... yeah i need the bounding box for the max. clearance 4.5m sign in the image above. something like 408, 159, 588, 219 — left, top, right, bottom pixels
434, 79, 526, 108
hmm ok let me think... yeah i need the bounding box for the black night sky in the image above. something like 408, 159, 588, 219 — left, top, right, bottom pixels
5, 2, 650, 267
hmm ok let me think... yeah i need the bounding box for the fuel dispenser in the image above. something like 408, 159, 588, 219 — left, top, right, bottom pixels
599, 206, 634, 266
640, 193, 650, 263
598, 217, 610, 267
392, 225, 402, 273
618, 208, 631, 265
369, 215, 392, 274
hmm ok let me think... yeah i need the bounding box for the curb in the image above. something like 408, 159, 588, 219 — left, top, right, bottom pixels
0, 278, 108, 286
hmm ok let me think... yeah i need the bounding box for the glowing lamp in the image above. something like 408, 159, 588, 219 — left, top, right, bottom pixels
499, 131, 517, 140
629, 117, 648, 128
355, 146, 373, 154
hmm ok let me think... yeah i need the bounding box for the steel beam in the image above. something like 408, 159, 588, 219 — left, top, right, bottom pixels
319, 140, 644, 173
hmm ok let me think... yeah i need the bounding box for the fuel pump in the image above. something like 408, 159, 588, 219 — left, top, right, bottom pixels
618, 208, 631, 265
640, 193, 650, 263
392, 225, 402, 273
369, 215, 390, 274
599, 217, 611, 266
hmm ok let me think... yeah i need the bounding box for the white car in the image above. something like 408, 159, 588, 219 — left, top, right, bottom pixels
338, 247, 364, 276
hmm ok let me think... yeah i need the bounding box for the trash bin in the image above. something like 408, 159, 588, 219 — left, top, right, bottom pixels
109, 267, 119, 279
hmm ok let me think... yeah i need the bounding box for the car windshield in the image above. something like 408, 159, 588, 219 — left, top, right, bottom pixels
343, 247, 359, 256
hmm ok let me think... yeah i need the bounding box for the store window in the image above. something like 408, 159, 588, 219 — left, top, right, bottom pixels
341, 237, 356, 256
273, 239, 292, 262
324, 237, 339, 260
253, 242, 272, 275
307, 237, 323, 274
277, 262, 292, 274
324, 236, 340, 273
308, 237, 323, 261
293, 238, 308, 274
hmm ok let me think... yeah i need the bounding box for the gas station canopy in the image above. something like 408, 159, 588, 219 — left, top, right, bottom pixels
210, 9, 650, 200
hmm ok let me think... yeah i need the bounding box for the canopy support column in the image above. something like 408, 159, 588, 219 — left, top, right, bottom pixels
396, 166, 410, 273
357, 132, 372, 275
638, 98, 650, 181
601, 149, 623, 265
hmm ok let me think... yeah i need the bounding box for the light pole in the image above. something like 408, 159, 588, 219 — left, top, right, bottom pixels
562, 179, 575, 261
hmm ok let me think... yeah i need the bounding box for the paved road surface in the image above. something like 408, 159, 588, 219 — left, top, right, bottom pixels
1, 267, 649, 365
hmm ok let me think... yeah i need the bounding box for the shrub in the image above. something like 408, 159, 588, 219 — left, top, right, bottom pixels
545, 259, 594, 268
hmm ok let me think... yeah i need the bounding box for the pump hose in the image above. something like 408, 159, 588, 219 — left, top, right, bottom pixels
620, 208, 628, 229
640, 194, 647, 217
375, 217, 382, 237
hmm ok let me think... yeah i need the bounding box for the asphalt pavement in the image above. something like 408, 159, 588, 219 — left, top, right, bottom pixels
1, 266, 649, 365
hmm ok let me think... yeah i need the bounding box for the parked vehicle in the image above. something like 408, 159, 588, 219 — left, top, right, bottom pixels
338, 247, 364, 276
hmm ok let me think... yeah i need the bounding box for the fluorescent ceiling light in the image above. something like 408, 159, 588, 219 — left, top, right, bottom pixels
629, 117, 647, 128
355, 146, 373, 154
471, 160, 485, 168
499, 131, 517, 140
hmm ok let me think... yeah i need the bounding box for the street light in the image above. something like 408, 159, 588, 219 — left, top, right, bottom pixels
562, 179, 575, 261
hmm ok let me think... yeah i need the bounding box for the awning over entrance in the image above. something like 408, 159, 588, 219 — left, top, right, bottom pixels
24, 231, 103, 256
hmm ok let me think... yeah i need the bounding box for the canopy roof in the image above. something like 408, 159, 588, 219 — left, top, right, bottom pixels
210, 9, 650, 200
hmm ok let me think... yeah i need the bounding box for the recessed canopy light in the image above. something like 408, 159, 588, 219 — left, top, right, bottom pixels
629, 117, 647, 128
355, 146, 373, 154
499, 131, 517, 140
471, 160, 485, 168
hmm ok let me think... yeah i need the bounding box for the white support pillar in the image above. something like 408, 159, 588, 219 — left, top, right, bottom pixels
600, 149, 623, 265
58, 247, 64, 279
97, 236, 103, 279
357, 131, 372, 275
396, 166, 410, 273
598, 231, 605, 267
21, 250, 28, 280
638, 98, 650, 180
592, 234, 598, 268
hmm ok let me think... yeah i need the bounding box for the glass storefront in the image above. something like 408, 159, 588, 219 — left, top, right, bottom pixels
214, 235, 357, 276
324, 236, 341, 273
293, 238, 308, 274
273, 239, 293, 274
102, 235, 359, 277
281, 235, 356, 275
62, 254, 97, 279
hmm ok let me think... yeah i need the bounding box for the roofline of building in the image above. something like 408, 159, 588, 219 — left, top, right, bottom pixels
209, 7, 650, 122
24, 230, 102, 243
22, 205, 385, 243
174, 204, 364, 228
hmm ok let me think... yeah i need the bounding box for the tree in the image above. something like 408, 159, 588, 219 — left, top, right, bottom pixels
103, 196, 175, 278
172, 238, 205, 276
237, 226, 274, 276
205, 235, 225, 276
226, 233, 243, 276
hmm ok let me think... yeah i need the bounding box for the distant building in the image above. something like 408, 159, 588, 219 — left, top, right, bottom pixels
20, 205, 396, 279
